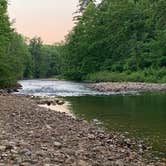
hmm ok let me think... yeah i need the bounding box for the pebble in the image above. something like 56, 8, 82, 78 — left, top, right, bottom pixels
0, 95, 163, 166
11, 149, 18, 154
78, 160, 88, 165
88, 134, 95, 140
89, 82, 166, 92
54, 142, 62, 148
0, 146, 6, 151
1, 153, 8, 157
20, 148, 32, 156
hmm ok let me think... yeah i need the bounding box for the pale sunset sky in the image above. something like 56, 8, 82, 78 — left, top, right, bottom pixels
8, 0, 78, 44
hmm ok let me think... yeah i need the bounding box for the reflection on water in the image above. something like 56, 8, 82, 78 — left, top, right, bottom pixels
66, 93, 166, 156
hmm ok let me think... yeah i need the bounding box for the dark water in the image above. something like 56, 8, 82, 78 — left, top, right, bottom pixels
17, 80, 166, 156
66, 94, 166, 156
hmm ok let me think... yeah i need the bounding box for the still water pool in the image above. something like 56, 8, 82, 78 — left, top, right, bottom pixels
66, 94, 166, 156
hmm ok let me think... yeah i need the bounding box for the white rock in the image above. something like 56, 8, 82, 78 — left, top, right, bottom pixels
0, 146, 6, 151
53, 142, 62, 148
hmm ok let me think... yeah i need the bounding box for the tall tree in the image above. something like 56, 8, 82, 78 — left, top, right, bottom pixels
29, 37, 43, 78
78, 0, 95, 12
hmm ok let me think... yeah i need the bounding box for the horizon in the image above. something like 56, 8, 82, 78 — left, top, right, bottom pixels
8, 0, 78, 44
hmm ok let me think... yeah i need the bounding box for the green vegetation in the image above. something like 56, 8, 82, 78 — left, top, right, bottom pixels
0, 0, 62, 87
0, 0, 29, 87
0, 0, 166, 88
62, 0, 166, 82
86, 69, 166, 83
25, 37, 63, 79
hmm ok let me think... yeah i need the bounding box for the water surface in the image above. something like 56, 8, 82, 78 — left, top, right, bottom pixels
66, 94, 166, 156
17, 79, 137, 96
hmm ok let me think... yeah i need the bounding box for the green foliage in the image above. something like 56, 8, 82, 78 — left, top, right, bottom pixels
86, 68, 166, 83
28, 37, 43, 78
1, 0, 166, 86
0, 0, 29, 87
62, 0, 166, 83
26, 37, 63, 79
0, 32, 29, 87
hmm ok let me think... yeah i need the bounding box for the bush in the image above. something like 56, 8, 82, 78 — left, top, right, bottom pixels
85, 68, 166, 83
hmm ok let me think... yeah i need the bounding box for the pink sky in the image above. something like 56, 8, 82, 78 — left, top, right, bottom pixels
8, 0, 78, 44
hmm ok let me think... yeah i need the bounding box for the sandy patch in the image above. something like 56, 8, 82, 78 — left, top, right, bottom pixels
38, 102, 74, 118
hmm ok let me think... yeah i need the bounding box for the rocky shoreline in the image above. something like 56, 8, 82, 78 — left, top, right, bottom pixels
88, 82, 166, 92
0, 83, 22, 94
0, 93, 165, 165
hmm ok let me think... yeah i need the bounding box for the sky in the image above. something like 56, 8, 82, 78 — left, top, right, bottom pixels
8, 0, 78, 44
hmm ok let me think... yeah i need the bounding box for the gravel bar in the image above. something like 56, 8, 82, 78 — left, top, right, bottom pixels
0, 93, 165, 166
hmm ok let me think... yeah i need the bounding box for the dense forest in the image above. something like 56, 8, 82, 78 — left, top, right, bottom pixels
0, 0, 166, 88
62, 0, 166, 82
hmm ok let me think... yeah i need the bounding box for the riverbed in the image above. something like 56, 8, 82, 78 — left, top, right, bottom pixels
16, 79, 166, 157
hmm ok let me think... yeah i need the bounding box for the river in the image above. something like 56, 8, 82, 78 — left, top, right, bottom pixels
17, 79, 166, 157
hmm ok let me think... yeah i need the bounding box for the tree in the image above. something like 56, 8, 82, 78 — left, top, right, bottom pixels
78, 0, 95, 12
61, 0, 166, 82
0, 1, 28, 87
28, 37, 43, 78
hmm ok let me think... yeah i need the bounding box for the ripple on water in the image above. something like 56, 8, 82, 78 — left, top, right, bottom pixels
16, 79, 138, 97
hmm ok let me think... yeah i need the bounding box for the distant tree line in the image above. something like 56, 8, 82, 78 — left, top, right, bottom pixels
0, 0, 166, 88
24, 37, 63, 79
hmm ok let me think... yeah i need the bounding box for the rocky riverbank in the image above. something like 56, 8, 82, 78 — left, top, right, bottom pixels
0, 83, 22, 94
89, 82, 166, 92
0, 94, 165, 165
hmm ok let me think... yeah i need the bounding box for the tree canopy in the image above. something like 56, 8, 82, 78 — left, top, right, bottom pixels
61, 0, 166, 82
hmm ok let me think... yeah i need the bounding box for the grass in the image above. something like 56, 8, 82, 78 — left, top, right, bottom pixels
85, 68, 166, 83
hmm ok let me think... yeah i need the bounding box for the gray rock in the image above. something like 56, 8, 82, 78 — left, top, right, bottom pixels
53, 141, 62, 148
0, 146, 6, 151
20, 148, 32, 156
88, 134, 95, 140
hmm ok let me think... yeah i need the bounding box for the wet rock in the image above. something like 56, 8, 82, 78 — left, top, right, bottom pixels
56, 100, 65, 105
0, 90, 8, 96
47, 101, 51, 106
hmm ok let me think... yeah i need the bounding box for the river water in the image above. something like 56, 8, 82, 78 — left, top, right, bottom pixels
17, 79, 137, 96
17, 79, 166, 156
